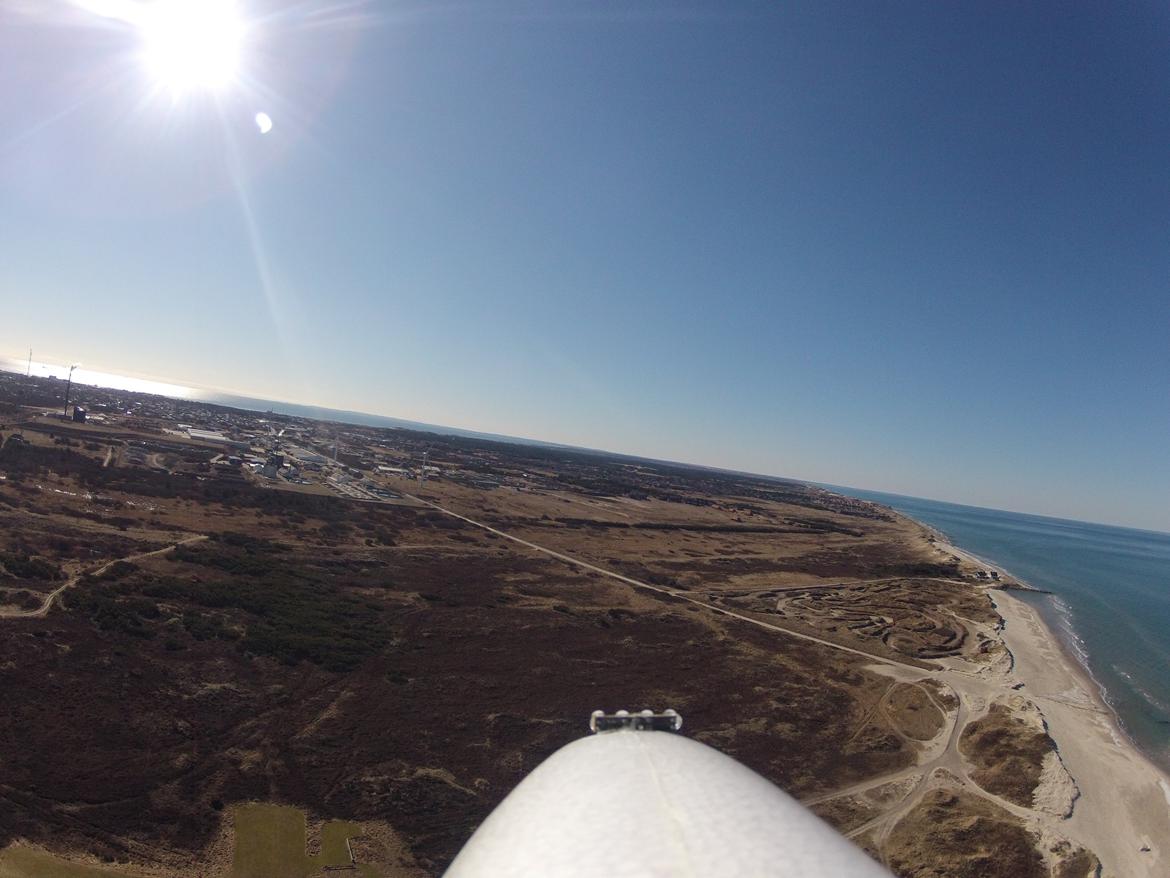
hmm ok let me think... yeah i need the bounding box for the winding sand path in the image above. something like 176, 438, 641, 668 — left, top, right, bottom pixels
403, 492, 927, 670
406, 491, 1170, 877
0, 535, 207, 619
6, 480, 1162, 875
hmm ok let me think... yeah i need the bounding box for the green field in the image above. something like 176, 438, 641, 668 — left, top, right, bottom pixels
231, 803, 374, 878
0, 804, 378, 878
0, 847, 148, 878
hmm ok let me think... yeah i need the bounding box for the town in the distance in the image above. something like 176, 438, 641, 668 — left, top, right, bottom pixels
0, 366, 1154, 878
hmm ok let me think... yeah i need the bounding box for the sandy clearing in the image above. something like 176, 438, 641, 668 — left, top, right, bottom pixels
415, 489, 1170, 873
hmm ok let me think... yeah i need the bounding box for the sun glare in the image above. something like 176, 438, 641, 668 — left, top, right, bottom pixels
137, 0, 245, 95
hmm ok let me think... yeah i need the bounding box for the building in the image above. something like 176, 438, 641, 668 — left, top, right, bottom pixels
187, 428, 231, 443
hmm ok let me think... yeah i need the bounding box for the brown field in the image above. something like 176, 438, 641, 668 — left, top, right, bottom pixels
960, 703, 1056, 808
885, 789, 1046, 878
0, 388, 1100, 876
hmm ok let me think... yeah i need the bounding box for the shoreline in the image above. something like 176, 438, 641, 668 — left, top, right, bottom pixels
919, 520, 1040, 590
1016, 586, 1156, 761
925, 518, 1161, 770
911, 519, 1170, 875
993, 589, 1170, 876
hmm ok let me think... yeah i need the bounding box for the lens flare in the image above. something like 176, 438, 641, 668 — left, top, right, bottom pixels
138, 0, 245, 94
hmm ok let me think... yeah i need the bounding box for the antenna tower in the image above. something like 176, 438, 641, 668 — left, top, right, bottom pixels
63, 363, 79, 418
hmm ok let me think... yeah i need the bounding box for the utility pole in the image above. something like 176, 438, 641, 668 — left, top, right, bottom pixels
63, 363, 79, 419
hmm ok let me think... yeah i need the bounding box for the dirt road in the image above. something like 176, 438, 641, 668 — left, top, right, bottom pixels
0, 535, 207, 619
404, 491, 1103, 874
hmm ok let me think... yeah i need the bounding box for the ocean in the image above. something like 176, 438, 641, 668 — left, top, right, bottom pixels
827, 486, 1170, 771
8, 356, 1170, 768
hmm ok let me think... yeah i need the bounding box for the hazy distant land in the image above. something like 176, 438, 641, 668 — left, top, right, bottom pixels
0, 368, 1165, 877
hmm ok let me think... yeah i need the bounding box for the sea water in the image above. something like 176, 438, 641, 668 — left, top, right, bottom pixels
9, 355, 1170, 766
828, 486, 1170, 771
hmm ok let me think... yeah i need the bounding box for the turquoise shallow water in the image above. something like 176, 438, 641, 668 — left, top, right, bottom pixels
827, 486, 1170, 770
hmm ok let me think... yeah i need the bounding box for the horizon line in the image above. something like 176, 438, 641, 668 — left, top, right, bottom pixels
2, 355, 1166, 538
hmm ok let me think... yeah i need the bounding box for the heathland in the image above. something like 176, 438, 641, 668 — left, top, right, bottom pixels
0, 370, 1163, 877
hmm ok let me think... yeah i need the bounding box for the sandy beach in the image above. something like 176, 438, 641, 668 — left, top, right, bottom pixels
993, 590, 1170, 877
925, 521, 1170, 876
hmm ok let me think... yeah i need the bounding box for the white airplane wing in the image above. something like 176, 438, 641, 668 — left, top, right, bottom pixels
446, 711, 891, 877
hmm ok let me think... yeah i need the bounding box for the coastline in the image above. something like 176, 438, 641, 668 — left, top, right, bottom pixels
928, 518, 1160, 764
993, 589, 1170, 876
919, 520, 1039, 590
910, 508, 1156, 753
920, 520, 1170, 876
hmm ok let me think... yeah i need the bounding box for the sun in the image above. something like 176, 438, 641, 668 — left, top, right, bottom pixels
137, 0, 246, 95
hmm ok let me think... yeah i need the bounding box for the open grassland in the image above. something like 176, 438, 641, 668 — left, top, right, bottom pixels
230, 805, 374, 878
886, 789, 1048, 877
0, 847, 148, 878
0, 411, 1104, 877
0, 805, 375, 878
960, 703, 1056, 808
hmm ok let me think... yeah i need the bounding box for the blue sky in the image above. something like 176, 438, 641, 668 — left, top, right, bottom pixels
2, 1, 1168, 531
